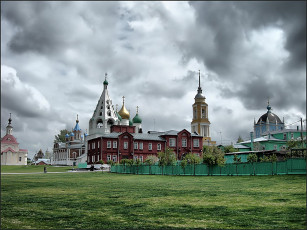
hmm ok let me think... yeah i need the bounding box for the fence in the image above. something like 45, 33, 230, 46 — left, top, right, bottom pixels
110, 158, 306, 176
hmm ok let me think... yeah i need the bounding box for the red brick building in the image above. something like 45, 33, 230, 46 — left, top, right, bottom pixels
87, 125, 203, 164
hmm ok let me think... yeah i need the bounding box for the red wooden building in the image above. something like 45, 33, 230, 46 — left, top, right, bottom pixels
87, 125, 203, 164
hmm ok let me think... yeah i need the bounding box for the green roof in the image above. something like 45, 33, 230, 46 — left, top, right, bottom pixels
103, 79, 108, 85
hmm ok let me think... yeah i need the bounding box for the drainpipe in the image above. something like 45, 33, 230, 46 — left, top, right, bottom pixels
250, 131, 254, 151
100, 137, 102, 163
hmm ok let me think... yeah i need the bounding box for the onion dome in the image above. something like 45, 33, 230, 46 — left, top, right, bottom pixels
118, 96, 130, 119
73, 114, 81, 131
65, 133, 70, 138
256, 101, 283, 124
132, 106, 142, 123
116, 111, 122, 121
70, 132, 74, 136
103, 73, 108, 85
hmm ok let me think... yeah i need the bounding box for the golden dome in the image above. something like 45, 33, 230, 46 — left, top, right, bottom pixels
118, 96, 130, 119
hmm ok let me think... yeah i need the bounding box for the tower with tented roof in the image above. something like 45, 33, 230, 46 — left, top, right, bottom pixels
89, 73, 119, 135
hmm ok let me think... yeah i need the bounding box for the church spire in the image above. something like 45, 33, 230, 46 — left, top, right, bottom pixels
195, 70, 205, 99
6, 113, 13, 135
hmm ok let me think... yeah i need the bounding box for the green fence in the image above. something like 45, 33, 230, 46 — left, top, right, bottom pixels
111, 158, 306, 176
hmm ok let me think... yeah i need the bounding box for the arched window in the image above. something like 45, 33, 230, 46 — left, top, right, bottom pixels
97, 119, 103, 128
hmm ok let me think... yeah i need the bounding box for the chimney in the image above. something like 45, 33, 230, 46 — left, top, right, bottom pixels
250, 131, 254, 151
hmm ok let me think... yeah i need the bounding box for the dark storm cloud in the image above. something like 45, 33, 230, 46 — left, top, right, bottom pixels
185, 1, 306, 112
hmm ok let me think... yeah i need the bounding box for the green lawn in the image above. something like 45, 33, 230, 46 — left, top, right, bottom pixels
1, 173, 306, 229
1, 165, 73, 173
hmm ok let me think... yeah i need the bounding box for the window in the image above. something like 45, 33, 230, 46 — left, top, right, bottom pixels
140, 156, 143, 162
193, 139, 199, 147
134, 142, 138, 150
148, 143, 152, 150
291, 133, 294, 139
202, 108, 205, 118
97, 155, 100, 161
107, 141, 111, 148
124, 142, 128, 149
112, 155, 117, 162
139, 142, 143, 150
283, 133, 287, 140
157, 143, 161, 151
169, 138, 176, 147
88, 144, 90, 150
182, 138, 187, 147
113, 141, 117, 148
274, 145, 277, 150
134, 156, 138, 161
98, 141, 100, 148
92, 155, 95, 163
107, 155, 111, 161
19, 157, 22, 162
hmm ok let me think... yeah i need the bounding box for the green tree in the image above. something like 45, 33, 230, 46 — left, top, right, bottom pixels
286, 139, 301, 151
224, 145, 239, 153
107, 160, 115, 166
269, 154, 278, 175
144, 155, 158, 175
180, 159, 188, 175
54, 129, 70, 143
233, 154, 241, 175
158, 148, 176, 175
184, 153, 201, 176
202, 146, 225, 175
237, 136, 244, 143
133, 158, 142, 175
247, 153, 258, 175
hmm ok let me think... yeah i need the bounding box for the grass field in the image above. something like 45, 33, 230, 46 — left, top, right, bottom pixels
1, 172, 306, 229
1, 165, 73, 173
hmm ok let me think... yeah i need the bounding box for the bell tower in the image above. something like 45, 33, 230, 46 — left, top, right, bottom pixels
191, 71, 216, 146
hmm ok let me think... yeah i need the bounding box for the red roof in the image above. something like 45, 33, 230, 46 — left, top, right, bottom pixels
19, 149, 28, 152
1, 134, 18, 145
1, 147, 16, 153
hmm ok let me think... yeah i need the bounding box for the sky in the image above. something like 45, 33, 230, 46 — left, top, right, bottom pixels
1, 1, 306, 159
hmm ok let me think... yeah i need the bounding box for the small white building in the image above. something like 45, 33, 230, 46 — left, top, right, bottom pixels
1, 114, 28, 165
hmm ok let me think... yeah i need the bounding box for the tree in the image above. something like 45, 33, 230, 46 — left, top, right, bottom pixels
133, 158, 142, 175
145, 155, 159, 175
237, 136, 244, 143
183, 153, 201, 176
203, 146, 225, 175
107, 160, 115, 166
269, 154, 278, 175
224, 145, 238, 153
158, 148, 176, 175
180, 159, 188, 175
233, 154, 241, 175
54, 129, 70, 143
247, 153, 258, 175
286, 139, 301, 150
253, 142, 263, 151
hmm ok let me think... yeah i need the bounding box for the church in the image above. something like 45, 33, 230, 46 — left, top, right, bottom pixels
52, 115, 87, 166
1, 114, 28, 165
86, 74, 203, 164
253, 100, 285, 138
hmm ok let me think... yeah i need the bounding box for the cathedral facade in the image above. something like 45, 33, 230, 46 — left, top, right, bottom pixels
1, 114, 28, 165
